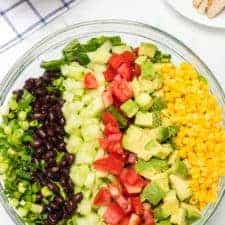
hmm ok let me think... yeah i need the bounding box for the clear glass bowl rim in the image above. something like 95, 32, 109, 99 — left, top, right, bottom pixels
0, 19, 224, 225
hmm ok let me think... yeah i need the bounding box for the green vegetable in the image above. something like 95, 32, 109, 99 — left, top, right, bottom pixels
140, 60, 156, 79
157, 126, 179, 143
120, 99, 139, 118
40, 59, 65, 71
139, 43, 157, 58
152, 50, 171, 63
135, 158, 169, 179
142, 182, 165, 206
152, 97, 167, 112
107, 106, 128, 128
135, 92, 153, 111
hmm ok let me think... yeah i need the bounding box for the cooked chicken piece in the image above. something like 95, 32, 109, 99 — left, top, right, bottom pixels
198, 0, 208, 13
207, 0, 225, 17
193, 0, 204, 8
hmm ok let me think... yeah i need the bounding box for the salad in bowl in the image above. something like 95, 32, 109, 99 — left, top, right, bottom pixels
0, 21, 224, 225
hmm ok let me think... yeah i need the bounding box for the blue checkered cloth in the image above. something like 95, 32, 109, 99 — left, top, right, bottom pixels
0, 0, 77, 53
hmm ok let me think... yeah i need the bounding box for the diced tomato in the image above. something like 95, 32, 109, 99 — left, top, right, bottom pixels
108, 183, 123, 198
102, 112, 118, 126
104, 203, 125, 225
104, 123, 120, 136
93, 154, 124, 175
102, 90, 113, 108
121, 51, 135, 64
111, 79, 133, 103
118, 63, 132, 81
94, 187, 112, 206
128, 214, 141, 225
127, 153, 137, 165
104, 66, 117, 82
120, 168, 145, 194
109, 51, 135, 70
132, 63, 141, 77
120, 216, 130, 225
84, 73, 98, 89
109, 54, 124, 70
143, 203, 155, 225
116, 195, 132, 214
107, 141, 124, 154
107, 133, 122, 142
130, 197, 143, 215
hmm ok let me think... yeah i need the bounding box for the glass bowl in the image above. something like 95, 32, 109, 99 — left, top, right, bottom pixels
0, 19, 224, 225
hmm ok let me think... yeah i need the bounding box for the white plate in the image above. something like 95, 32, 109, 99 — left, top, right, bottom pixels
166, 0, 225, 28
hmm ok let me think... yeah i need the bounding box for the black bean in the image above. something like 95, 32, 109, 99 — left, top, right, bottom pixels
37, 128, 46, 138
32, 138, 42, 148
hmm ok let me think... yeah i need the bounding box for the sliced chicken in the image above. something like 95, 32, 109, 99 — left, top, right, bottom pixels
207, 0, 225, 17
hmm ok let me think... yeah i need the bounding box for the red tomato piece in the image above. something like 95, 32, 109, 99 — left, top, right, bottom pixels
143, 203, 155, 225
128, 214, 141, 225
130, 197, 143, 215
109, 54, 124, 70
120, 216, 130, 225
108, 183, 123, 198
93, 154, 124, 175
118, 63, 132, 81
120, 168, 145, 194
132, 63, 141, 77
104, 66, 117, 82
102, 90, 113, 108
94, 187, 112, 206
116, 195, 132, 214
121, 51, 135, 64
84, 73, 98, 89
104, 123, 120, 136
111, 79, 133, 103
102, 112, 118, 126
103, 203, 125, 225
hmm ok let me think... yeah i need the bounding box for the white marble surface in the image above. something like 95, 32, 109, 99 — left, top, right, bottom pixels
0, 0, 224, 224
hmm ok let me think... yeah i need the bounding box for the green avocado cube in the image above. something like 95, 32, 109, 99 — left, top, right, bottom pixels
135, 93, 153, 111
120, 99, 139, 118
161, 190, 179, 216
154, 206, 170, 222
172, 159, 189, 179
140, 60, 156, 79
151, 172, 170, 193
139, 43, 157, 58
142, 182, 165, 206
122, 125, 155, 160
170, 208, 187, 225
135, 111, 154, 128
135, 158, 169, 180
181, 203, 201, 222
169, 175, 192, 201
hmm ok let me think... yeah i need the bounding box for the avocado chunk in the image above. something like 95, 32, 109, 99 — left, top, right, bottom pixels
139, 43, 157, 58
169, 175, 192, 201
170, 208, 187, 225
151, 172, 170, 193
120, 99, 139, 118
156, 220, 172, 225
112, 45, 132, 54
141, 182, 165, 206
172, 159, 189, 179
135, 158, 169, 179
131, 78, 155, 97
157, 126, 179, 143
181, 203, 201, 222
140, 60, 156, 79
122, 125, 156, 160
161, 190, 179, 216
135, 112, 154, 128
145, 140, 172, 159
135, 92, 153, 111
87, 41, 112, 64
154, 206, 170, 222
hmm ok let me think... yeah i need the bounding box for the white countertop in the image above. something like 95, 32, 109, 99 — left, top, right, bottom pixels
0, 0, 224, 224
